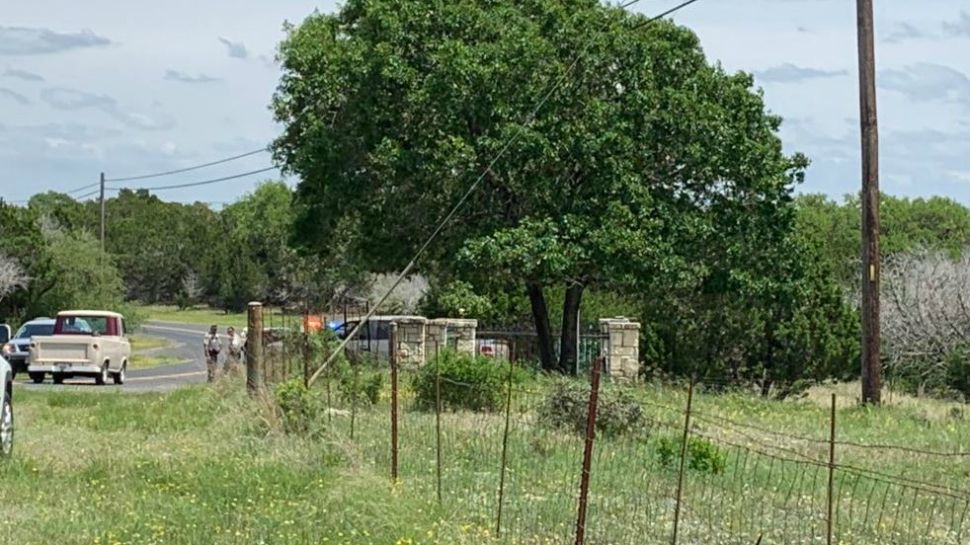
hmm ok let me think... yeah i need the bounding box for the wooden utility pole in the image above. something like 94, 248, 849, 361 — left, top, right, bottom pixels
99, 172, 106, 256
246, 302, 263, 396
857, 0, 881, 404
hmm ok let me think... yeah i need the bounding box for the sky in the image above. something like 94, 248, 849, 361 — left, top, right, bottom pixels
1, 0, 969, 206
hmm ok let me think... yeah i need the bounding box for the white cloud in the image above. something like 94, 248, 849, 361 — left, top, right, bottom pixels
756, 63, 848, 83
948, 171, 970, 182
3, 68, 45, 82
0, 88, 30, 105
39, 87, 176, 131
883, 22, 930, 44
164, 70, 220, 84
878, 63, 970, 105
0, 26, 110, 55
218, 37, 248, 59
943, 11, 970, 37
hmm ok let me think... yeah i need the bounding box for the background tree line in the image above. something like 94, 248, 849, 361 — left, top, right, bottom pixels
0, 182, 339, 324
3, 185, 970, 400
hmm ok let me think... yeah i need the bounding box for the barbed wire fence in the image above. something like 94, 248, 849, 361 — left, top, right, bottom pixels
241, 310, 970, 545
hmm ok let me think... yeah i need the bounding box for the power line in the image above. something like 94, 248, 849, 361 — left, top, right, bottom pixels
75, 187, 116, 201
65, 181, 101, 195
635, 0, 703, 28
307, 0, 705, 387
104, 147, 269, 183
124, 166, 278, 191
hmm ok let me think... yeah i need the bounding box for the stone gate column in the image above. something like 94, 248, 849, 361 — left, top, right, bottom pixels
393, 317, 427, 367
599, 317, 641, 383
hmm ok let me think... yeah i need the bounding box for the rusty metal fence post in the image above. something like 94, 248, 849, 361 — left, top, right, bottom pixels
303, 317, 311, 389
390, 322, 400, 483
574, 355, 604, 545
434, 341, 443, 505
496, 352, 516, 536
245, 302, 263, 396
827, 393, 837, 545
671, 380, 695, 545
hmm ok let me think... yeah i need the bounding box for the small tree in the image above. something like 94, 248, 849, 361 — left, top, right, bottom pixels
882, 248, 970, 395
0, 253, 28, 305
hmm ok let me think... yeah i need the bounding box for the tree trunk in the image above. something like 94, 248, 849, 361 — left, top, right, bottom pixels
527, 282, 556, 372
559, 283, 585, 376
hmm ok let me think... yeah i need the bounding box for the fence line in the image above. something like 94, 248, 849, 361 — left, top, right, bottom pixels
243, 323, 968, 545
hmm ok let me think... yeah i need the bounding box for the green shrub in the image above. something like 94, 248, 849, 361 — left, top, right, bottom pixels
656, 435, 727, 474
335, 362, 384, 406
537, 379, 643, 437
274, 379, 323, 435
414, 351, 522, 412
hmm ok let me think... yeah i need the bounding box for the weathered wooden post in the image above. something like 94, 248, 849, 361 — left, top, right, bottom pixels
246, 302, 263, 396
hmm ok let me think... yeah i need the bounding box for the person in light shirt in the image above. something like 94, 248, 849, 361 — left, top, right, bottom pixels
202, 325, 222, 382
224, 326, 244, 374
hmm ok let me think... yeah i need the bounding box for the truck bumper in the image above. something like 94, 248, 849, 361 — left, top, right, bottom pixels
28, 364, 102, 375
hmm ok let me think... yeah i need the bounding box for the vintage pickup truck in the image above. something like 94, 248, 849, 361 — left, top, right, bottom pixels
28, 310, 131, 385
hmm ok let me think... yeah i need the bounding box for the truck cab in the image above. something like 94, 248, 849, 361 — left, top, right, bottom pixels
28, 311, 131, 385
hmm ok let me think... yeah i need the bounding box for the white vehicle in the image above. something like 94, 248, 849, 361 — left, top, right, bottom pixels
28, 310, 131, 385
0, 353, 13, 457
332, 316, 401, 360
2, 318, 55, 377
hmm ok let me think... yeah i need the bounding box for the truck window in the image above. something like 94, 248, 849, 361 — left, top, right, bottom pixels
58, 316, 108, 335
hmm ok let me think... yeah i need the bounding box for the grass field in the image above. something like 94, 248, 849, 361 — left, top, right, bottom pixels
1, 382, 451, 545
3, 376, 968, 545
129, 335, 173, 352
138, 304, 251, 328
138, 305, 293, 329
127, 335, 181, 370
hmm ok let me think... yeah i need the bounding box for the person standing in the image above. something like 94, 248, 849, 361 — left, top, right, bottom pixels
203, 324, 222, 382
225, 326, 243, 374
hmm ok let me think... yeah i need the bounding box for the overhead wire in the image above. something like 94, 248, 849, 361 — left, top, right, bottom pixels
74, 188, 106, 200
120, 166, 279, 192
65, 181, 102, 195
307, 0, 705, 387
104, 147, 269, 183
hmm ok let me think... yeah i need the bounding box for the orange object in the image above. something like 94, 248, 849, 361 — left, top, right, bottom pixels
303, 314, 323, 332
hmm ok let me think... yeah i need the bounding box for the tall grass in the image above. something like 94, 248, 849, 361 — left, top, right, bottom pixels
4, 373, 969, 545
0, 382, 449, 545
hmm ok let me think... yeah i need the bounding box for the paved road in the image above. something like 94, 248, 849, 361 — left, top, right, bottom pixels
16, 320, 215, 392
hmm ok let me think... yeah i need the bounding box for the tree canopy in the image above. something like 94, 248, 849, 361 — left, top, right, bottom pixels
273, 0, 807, 374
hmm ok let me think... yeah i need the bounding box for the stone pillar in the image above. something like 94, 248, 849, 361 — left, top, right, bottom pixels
393, 317, 427, 367
599, 317, 640, 383
427, 318, 478, 358
450, 319, 478, 356
426, 319, 446, 357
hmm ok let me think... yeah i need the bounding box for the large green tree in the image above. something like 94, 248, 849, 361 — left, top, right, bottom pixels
273, 0, 806, 374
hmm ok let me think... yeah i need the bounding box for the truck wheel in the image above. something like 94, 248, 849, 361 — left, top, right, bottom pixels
113, 364, 126, 385
52, 375, 64, 385
95, 365, 108, 386
0, 397, 12, 458
28, 373, 44, 384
